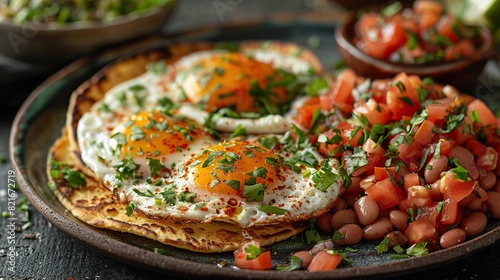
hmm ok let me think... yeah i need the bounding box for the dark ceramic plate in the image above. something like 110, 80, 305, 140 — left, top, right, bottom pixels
10, 13, 500, 280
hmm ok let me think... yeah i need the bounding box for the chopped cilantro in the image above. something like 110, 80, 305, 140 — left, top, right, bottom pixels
132, 188, 155, 197
376, 236, 390, 255
147, 158, 165, 177
225, 180, 241, 190
312, 160, 340, 191
259, 205, 287, 215
229, 124, 246, 139
449, 157, 469, 181
153, 248, 171, 255
178, 191, 196, 203
245, 244, 265, 260
147, 61, 167, 76
242, 184, 266, 202
276, 255, 302, 271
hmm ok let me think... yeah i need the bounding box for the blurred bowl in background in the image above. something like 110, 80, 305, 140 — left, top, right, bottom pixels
0, 3, 176, 66
335, 12, 495, 89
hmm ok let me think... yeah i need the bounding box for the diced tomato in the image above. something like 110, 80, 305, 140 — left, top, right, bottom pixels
407, 185, 433, 207
307, 251, 343, 272
351, 153, 382, 177
415, 204, 441, 228
386, 73, 420, 120
356, 15, 407, 60
295, 98, 321, 130
441, 198, 459, 225
396, 140, 423, 172
418, 12, 441, 31
439, 171, 476, 201
465, 139, 487, 156
405, 219, 437, 246
413, 0, 444, 15
362, 138, 386, 155
468, 99, 497, 128
438, 139, 454, 157
353, 99, 391, 125
339, 121, 364, 147
404, 173, 421, 192
321, 69, 356, 112
374, 166, 396, 181
365, 178, 406, 209
436, 15, 461, 43
233, 241, 272, 270
414, 120, 435, 146
427, 102, 448, 122
476, 147, 498, 171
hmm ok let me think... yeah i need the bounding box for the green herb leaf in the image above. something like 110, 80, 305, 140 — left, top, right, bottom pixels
449, 157, 469, 181
225, 180, 241, 190
245, 244, 265, 260
242, 184, 266, 202
259, 205, 288, 215
229, 124, 246, 139
376, 236, 390, 255
276, 255, 302, 271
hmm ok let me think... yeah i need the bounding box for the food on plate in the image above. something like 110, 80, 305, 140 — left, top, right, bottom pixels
278, 68, 500, 271
48, 41, 343, 253
47, 38, 500, 270
354, 0, 482, 63
0, 0, 175, 24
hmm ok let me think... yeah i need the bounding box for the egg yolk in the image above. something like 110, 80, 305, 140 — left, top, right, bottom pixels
192, 140, 282, 198
110, 111, 202, 159
180, 53, 287, 113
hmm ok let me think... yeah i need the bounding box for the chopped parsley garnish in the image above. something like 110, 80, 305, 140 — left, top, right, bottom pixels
390, 242, 428, 259
153, 248, 172, 256
308, 109, 325, 134
258, 135, 280, 150
245, 244, 265, 260
376, 236, 390, 255
147, 158, 165, 177
225, 180, 241, 190
50, 159, 86, 189
265, 157, 281, 171
113, 155, 140, 181
242, 184, 266, 202
229, 124, 246, 139
147, 61, 167, 76
129, 126, 145, 140
178, 191, 196, 203
259, 205, 288, 215
449, 157, 469, 181
312, 160, 340, 191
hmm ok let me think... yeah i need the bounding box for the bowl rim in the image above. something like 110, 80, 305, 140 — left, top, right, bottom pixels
334, 12, 496, 76
0, 2, 176, 32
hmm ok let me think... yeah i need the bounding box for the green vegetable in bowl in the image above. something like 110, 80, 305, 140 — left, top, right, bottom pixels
0, 0, 175, 24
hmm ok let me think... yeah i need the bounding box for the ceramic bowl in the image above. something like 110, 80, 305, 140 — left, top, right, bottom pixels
335, 13, 496, 89
0, 3, 176, 66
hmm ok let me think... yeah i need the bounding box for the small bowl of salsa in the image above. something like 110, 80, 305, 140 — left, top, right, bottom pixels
335, 0, 495, 89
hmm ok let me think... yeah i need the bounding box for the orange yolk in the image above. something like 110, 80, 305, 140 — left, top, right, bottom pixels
193, 141, 281, 198
110, 111, 202, 159
181, 53, 287, 113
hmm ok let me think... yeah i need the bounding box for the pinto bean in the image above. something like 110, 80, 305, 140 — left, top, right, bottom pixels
449, 146, 475, 167
486, 191, 500, 219
316, 213, 334, 233
466, 165, 480, 181
440, 228, 467, 249
479, 171, 497, 190
363, 217, 393, 241
424, 156, 448, 184
389, 210, 410, 232
331, 209, 359, 230
460, 212, 487, 237
333, 198, 348, 212
385, 231, 407, 248
335, 224, 364, 246
354, 196, 380, 226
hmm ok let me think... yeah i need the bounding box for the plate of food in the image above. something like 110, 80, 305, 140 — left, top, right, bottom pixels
10, 7, 500, 280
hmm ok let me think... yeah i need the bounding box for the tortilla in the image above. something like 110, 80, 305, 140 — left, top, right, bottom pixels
49, 41, 324, 252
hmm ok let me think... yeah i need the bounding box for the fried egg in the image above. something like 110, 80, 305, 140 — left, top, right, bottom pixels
76, 43, 342, 229
166, 48, 315, 133
122, 136, 343, 228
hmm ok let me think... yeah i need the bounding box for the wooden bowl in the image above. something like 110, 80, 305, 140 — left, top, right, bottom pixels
335, 13, 496, 89
0, 3, 176, 66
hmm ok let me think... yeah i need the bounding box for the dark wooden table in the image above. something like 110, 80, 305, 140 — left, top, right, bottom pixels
1, 1, 500, 279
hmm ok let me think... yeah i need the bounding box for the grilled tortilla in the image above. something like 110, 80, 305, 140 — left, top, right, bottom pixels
48, 41, 324, 253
